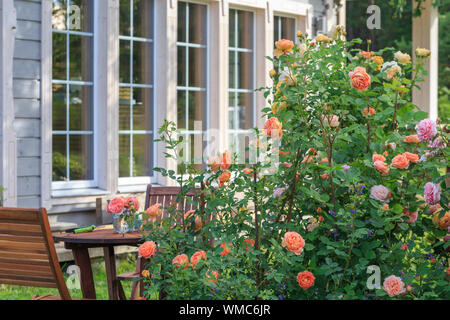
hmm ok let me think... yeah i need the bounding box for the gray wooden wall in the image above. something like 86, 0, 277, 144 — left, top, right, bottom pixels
13, 0, 41, 208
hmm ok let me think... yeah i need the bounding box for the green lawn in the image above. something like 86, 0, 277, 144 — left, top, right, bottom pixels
0, 254, 138, 300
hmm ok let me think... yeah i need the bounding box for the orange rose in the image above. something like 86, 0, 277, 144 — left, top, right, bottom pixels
190, 250, 207, 268
220, 151, 231, 171
362, 107, 376, 116
219, 171, 231, 184
403, 152, 419, 164
264, 117, 283, 138
297, 271, 315, 290
404, 135, 419, 143
374, 160, 390, 176
243, 239, 255, 252
208, 156, 221, 172
138, 241, 156, 259
382, 204, 389, 211
219, 242, 231, 256
372, 153, 386, 163
272, 101, 288, 115
349, 67, 371, 92
141, 269, 150, 278
172, 254, 190, 269
391, 154, 409, 169
359, 51, 373, 59
320, 174, 329, 179
282, 231, 305, 255
146, 203, 162, 220
274, 39, 294, 58
206, 270, 219, 283
432, 211, 450, 230
243, 168, 255, 175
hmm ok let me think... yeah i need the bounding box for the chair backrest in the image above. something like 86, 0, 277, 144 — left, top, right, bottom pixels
0, 207, 71, 300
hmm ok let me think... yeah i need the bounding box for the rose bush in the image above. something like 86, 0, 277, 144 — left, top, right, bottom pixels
138, 28, 449, 300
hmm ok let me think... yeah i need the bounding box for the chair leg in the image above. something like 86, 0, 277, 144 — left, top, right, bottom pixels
130, 256, 147, 300
117, 281, 127, 300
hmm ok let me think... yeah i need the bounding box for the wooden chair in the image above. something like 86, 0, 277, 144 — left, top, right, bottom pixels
117, 185, 208, 299
0, 207, 86, 300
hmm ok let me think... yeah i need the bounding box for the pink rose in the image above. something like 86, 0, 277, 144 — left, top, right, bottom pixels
273, 187, 287, 198
282, 231, 305, 255
383, 275, 405, 297
403, 208, 418, 224
424, 182, 441, 205
416, 119, 437, 142
349, 67, 371, 92
106, 197, 125, 214
370, 185, 391, 203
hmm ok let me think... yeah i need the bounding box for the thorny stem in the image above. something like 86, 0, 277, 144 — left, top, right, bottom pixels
338, 207, 356, 289
392, 90, 400, 131
253, 164, 262, 291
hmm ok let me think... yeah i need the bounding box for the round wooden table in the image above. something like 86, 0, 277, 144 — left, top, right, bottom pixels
53, 226, 145, 300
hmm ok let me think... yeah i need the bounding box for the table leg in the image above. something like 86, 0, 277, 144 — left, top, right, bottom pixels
103, 246, 119, 300
72, 248, 96, 299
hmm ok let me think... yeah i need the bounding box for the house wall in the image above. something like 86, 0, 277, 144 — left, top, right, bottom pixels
13, 0, 42, 209
2, 0, 321, 228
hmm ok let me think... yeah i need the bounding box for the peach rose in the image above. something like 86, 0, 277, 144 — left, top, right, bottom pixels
383, 275, 405, 297
382, 204, 389, 211
432, 211, 450, 230
297, 271, 315, 290
403, 152, 419, 164
370, 185, 392, 203
208, 155, 221, 172
220, 150, 231, 171
415, 47, 431, 58
374, 160, 390, 176
141, 269, 150, 278
106, 197, 125, 214
394, 51, 411, 65
243, 168, 255, 175
264, 117, 283, 138
219, 171, 231, 184
219, 242, 231, 256
172, 254, 190, 269
372, 153, 386, 163
404, 135, 419, 143
362, 107, 376, 116
349, 67, 371, 92
206, 270, 219, 283
391, 154, 409, 169
190, 250, 207, 268
359, 51, 373, 59
371, 56, 384, 70
403, 208, 418, 224
282, 231, 305, 255
146, 203, 162, 220
123, 196, 140, 211
138, 241, 156, 259
274, 39, 294, 58
322, 114, 340, 127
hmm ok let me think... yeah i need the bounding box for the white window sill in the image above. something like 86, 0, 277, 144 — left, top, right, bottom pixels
118, 184, 158, 194
52, 188, 110, 198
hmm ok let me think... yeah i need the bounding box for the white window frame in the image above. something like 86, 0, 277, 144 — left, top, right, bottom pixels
176, 0, 210, 168
274, 14, 297, 42
228, 7, 256, 149
51, 0, 98, 191
118, 0, 156, 187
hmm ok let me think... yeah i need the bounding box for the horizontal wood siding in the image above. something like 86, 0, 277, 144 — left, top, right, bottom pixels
13, 0, 41, 208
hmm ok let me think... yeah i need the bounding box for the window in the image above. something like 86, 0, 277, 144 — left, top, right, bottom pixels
52, 0, 95, 189
119, 0, 154, 182
228, 9, 254, 153
177, 1, 207, 170
274, 15, 296, 43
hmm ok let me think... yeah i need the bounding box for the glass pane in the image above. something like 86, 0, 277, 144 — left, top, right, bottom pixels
69, 34, 92, 81
120, 40, 131, 83
177, 91, 186, 130
229, 9, 236, 47
229, 50, 236, 89
188, 91, 205, 131
120, 0, 131, 36
119, 134, 131, 177
188, 47, 206, 88
69, 134, 93, 180
134, 0, 153, 39
228, 109, 235, 130
238, 92, 253, 129
119, 87, 131, 131
188, 3, 207, 45
238, 11, 253, 49
52, 84, 66, 131
52, 0, 68, 31
281, 17, 296, 41
69, 85, 92, 131
52, 135, 67, 181
53, 33, 66, 80
69, 0, 93, 32
177, 46, 187, 86
133, 41, 152, 84
133, 134, 152, 176
274, 16, 280, 42
133, 87, 152, 131
238, 52, 253, 90
190, 133, 204, 171
177, 1, 187, 42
